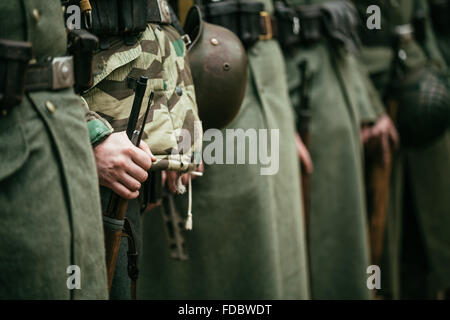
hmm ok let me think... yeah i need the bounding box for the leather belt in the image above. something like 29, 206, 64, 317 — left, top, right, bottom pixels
25, 56, 75, 92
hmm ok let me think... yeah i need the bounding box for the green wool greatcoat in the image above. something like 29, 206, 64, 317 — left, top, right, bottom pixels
354, 0, 450, 299
283, 0, 376, 300
137, 0, 310, 299
0, 0, 108, 299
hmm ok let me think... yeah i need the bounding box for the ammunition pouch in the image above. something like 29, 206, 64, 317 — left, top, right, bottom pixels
275, 0, 361, 52
90, 0, 148, 35
319, 0, 361, 53
204, 0, 240, 36
274, 1, 301, 49
70, 0, 174, 48
239, 2, 265, 47
296, 5, 323, 45
68, 29, 99, 94
204, 0, 274, 48
120, 0, 148, 34
89, 0, 148, 46
0, 39, 32, 116
90, 0, 119, 36
429, 0, 450, 35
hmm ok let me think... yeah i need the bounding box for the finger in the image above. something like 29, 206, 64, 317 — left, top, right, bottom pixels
181, 174, 189, 186
371, 125, 382, 138
161, 171, 167, 187
111, 181, 139, 200
191, 162, 204, 181
389, 125, 400, 150
144, 201, 162, 213
129, 146, 152, 171
299, 143, 314, 174
361, 127, 371, 144
118, 172, 142, 192
125, 159, 148, 183
139, 141, 156, 162
167, 171, 178, 194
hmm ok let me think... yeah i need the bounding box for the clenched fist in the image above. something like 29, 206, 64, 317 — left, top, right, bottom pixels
94, 132, 156, 199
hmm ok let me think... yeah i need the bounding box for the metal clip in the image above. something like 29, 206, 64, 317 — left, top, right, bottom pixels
181, 34, 192, 47
259, 11, 273, 41
80, 0, 93, 29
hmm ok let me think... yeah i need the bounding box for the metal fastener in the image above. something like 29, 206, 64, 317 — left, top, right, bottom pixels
398, 49, 407, 61
210, 38, 219, 46
32, 8, 40, 22
45, 101, 56, 114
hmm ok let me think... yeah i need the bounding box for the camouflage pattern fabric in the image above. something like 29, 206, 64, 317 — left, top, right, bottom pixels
83, 24, 202, 172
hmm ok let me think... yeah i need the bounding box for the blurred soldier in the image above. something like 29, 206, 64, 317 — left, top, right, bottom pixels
354, 0, 450, 299
80, 0, 202, 299
0, 1, 108, 299
279, 0, 396, 299
429, 0, 450, 69
138, 0, 310, 299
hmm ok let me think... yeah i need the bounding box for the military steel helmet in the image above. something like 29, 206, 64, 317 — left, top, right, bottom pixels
184, 5, 248, 130
394, 67, 450, 147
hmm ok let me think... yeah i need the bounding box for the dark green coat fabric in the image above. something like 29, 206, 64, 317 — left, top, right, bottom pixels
137, 0, 310, 300
0, 0, 108, 299
354, 0, 450, 299
429, 0, 450, 79
282, 0, 373, 300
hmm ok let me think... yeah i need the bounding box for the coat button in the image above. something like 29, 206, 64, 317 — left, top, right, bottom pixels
32, 8, 40, 23
45, 101, 56, 114
176, 86, 183, 96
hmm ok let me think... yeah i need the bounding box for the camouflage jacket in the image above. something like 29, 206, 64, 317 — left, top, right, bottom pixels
83, 24, 202, 172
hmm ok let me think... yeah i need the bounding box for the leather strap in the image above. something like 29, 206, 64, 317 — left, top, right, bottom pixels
123, 218, 139, 300
147, 0, 172, 24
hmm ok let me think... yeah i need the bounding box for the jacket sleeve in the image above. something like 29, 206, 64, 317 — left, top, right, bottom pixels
80, 97, 114, 146
352, 58, 386, 124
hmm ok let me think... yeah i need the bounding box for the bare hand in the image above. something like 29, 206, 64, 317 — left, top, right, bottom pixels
165, 162, 204, 194
94, 131, 156, 199
295, 133, 313, 174
362, 114, 399, 167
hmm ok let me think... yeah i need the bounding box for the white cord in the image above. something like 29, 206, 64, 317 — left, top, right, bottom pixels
185, 175, 193, 230
175, 175, 186, 194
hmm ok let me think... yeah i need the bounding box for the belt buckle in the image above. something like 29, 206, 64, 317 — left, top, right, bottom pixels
52, 56, 75, 90
259, 11, 273, 41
